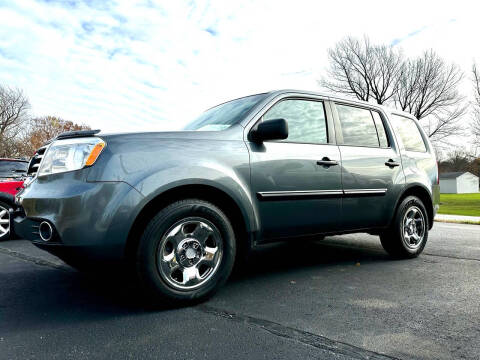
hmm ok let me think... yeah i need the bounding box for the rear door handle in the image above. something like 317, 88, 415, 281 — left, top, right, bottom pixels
385, 159, 400, 168
317, 157, 339, 167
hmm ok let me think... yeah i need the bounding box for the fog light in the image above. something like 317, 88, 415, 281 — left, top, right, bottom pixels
39, 221, 53, 242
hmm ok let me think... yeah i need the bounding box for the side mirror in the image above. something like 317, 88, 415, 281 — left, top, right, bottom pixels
250, 118, 288, 143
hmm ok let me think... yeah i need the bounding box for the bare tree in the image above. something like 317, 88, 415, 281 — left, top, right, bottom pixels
395, 57, 422, 113
321, 38, 466, 145
421, 105, 467, 145
395, 51, 466, 145
472, 63, 480, 139
395, 51, 465, 119
320, 36, 403, 104
0, 84, 92, 158
0, 85, 30, 157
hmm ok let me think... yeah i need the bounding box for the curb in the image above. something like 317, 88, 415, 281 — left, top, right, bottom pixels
434, 219, 480, 225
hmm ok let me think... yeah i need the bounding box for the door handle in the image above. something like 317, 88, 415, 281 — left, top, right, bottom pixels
317, 157, 339, 167
385, 159, 400, 168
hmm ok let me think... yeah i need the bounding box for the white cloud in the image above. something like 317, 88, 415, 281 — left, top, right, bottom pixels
0, 0, 478, 136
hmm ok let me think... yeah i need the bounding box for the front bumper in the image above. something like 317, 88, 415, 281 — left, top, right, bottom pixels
12, 171, 144, 262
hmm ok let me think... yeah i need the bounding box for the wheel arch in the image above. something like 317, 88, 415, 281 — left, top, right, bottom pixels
391, 184, 434, 229
124, 183, 252, 262
0, 192, 15, 208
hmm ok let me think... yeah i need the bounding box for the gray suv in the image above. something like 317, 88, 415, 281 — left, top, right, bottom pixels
13, 90, 440, 304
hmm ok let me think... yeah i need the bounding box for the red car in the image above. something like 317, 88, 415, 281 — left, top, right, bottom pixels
0, 158, 29, 240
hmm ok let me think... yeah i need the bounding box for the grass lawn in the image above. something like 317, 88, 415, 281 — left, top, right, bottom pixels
438, 193, 480, 217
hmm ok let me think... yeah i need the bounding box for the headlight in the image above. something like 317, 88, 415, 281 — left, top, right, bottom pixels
37, 137, 106, 177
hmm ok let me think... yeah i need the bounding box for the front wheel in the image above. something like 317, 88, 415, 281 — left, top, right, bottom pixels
380, 196, 429, 259
135, 199, 236, 305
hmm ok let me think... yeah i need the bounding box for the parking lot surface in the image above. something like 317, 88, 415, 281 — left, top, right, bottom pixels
1, 222, 479, 360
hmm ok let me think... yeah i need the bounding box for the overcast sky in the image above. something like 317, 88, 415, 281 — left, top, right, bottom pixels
0, 0, 478, 136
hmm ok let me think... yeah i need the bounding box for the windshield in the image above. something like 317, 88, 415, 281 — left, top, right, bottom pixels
183, 93, 267, 131
0, 161, 28, 178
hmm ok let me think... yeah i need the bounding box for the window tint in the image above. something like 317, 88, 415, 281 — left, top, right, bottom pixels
336, 104, 379, 147
371, 111, 389, 147
263, 99, 328, 144
391, 114, 427, 152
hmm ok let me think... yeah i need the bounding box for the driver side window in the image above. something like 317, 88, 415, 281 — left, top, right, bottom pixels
263, 99, 328, 144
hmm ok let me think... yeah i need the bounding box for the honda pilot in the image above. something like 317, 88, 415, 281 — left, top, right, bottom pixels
12, 90, 440, 304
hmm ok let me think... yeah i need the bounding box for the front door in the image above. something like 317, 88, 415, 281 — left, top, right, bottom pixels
248, 98, 343, 240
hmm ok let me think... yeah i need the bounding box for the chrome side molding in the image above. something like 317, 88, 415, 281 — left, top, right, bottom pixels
257, 188, 387, 200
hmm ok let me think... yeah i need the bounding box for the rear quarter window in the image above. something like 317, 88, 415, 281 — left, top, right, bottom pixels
390, 114, 427, 152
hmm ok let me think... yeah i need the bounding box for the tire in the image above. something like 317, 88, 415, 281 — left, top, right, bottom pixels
0, 201, 11, 241
380, 196, 429, 259
135, 199, 236, 305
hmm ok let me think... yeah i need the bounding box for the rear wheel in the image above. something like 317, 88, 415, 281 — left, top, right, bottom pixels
380, 196, 429, 259
0, 201, 11, 241
136, 199, 236, 305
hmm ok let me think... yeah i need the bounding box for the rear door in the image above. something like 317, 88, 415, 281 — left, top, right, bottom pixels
332, 102, 405, 230
248, 96, 343, 239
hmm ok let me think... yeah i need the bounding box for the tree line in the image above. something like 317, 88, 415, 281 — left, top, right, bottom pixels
0, 84, 90, 158
321, 36, 479, 149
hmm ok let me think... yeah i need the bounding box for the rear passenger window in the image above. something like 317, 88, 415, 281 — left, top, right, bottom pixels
263, 99, 328, 144
391, 114, 427, 152
336, 104, 379, 147
371, 111, 389, 148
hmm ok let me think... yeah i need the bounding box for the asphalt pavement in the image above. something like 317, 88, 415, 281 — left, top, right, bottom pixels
0, 222, 479, 360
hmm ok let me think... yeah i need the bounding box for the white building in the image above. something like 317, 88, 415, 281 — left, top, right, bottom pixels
439, 172, 479, 194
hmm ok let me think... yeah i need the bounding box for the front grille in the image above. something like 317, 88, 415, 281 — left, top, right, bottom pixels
27, 146, 47, 177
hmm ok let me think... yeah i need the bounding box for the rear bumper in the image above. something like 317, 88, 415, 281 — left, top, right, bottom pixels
13, 173, 144, 262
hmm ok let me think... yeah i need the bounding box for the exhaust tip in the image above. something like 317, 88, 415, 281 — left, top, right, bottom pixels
39, 221, 53, 242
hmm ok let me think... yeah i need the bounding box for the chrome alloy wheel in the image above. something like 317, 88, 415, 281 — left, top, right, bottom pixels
402, 205, 425, 250
0, 204, 10, 239
157, 218, 223, 290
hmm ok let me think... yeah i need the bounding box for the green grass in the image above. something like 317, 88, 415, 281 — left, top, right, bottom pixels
438, 193, 480, 217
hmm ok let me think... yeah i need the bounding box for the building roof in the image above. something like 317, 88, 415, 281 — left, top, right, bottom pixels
439, 171, 477, 179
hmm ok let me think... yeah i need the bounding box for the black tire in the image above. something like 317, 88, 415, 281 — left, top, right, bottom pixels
135, 199, 236, 305
380, 196, 429, 259
0, 201, 11, 242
